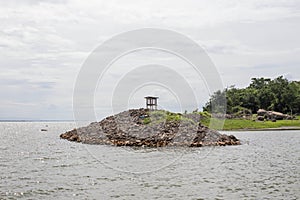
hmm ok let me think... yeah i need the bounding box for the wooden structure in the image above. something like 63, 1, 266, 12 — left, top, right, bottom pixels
144, 96, 158, 110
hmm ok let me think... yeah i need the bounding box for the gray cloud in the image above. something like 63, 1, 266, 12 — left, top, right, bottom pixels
0, 0, 68, 6
0, 0, 299, 119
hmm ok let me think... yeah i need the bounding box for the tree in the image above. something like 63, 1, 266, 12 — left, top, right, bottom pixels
203, 90, 226, 113
203, 76, 300, 115
249, 77, 271, 89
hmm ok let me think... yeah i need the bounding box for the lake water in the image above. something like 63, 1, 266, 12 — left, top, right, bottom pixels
0, 122, 299, 199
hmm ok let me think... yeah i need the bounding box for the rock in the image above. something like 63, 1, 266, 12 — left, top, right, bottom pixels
183, 113, 201, 123
60, 109, 240, 147
257, 109, 267, 116
257, 109, 292, 120
269, 111, 286, 120
257, 116, 265, 121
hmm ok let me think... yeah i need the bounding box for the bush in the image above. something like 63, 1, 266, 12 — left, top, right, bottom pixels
143, 117, 151, 124
199, 111, 211, 119
232, 106, 252, 115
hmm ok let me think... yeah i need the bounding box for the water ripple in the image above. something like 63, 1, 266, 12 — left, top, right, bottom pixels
0, 123, 299, 199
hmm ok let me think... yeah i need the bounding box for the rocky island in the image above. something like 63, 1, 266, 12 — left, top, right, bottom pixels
60, 108, 240, 147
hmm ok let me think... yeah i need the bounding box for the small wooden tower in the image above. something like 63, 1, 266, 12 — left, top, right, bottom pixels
144, 96, 158, 110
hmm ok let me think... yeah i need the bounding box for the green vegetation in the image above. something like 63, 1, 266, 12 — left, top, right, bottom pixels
203, 76, 300, 115
143, 117, 151, 125
142, 110, 300, 130
143, 110, 196, 125
201, 117, 300, 130
200, 75, 300, 130
147, 110, 182, 122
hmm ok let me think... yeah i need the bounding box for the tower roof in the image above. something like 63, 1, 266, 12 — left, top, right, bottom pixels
144, 96, 159, 99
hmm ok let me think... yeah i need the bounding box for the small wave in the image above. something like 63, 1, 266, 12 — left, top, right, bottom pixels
52, 164, 72, 168
34, 157, 57, 161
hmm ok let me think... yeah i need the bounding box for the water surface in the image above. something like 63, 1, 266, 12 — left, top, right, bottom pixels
0, 122, 299, 199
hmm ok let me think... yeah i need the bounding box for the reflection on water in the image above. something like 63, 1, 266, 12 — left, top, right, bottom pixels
0, 122, 299, 199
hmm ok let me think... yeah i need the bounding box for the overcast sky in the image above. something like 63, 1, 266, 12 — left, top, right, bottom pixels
0, 0, 299, 120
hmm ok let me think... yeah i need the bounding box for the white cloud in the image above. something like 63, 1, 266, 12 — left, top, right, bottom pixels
0, 0, 299, 119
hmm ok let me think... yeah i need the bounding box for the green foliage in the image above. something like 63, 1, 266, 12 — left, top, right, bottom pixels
165, 112, 182, 122
144, 110, 197, 125
231, 106, 252, 117
199, 111, 211, 118
150, 110, 167, 119
143, 117, 151, 125
203, 90, 226, 113
203, 76, 300, 114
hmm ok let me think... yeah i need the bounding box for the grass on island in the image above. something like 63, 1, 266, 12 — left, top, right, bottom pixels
142, 110, 300, 131
143, 110, 196, 125
201, 116, 300, 131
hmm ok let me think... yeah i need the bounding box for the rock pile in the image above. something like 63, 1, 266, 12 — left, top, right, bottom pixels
257, 109, 294, 121
60, 108, 240, 147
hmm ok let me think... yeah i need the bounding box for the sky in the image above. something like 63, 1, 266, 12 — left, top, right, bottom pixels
0, 0, 299, 120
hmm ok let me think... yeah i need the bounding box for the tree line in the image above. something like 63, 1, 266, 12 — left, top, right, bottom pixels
203, 76, 300, 115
